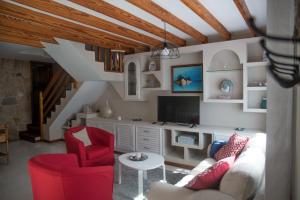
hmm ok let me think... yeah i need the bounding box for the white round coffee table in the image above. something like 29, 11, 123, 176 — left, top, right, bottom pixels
118, 152, 166, 199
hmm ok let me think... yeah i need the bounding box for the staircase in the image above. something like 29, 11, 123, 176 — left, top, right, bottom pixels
19, 68, 76, 142
42, 38, 124, 82
35, 39, 136, 141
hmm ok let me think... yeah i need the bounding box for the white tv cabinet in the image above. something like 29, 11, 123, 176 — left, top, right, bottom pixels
86, 117, 264, 166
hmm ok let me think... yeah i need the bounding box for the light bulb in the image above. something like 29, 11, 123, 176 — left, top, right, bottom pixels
161, 47, 169, 56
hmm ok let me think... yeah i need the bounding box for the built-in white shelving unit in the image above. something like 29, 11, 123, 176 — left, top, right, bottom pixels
140, 56, 170, 90
243, 41, 268, 113
204, 48, 244, 103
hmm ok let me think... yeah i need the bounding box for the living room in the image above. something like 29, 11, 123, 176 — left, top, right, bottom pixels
0, 0, 299, 200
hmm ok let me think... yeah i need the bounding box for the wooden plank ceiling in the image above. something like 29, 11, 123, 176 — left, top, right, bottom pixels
0, 0, 264, 53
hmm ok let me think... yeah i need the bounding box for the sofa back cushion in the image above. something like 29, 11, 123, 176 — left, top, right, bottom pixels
219, 134, 266, 200
215, 134, 249, 161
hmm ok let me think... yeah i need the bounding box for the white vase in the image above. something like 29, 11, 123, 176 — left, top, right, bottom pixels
102, 100, 113, 118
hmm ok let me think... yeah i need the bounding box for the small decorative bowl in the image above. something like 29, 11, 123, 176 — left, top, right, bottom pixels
128, 153, 148, 161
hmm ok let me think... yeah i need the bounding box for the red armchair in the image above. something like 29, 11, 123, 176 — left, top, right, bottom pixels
28, 154, 114, 200
65, 126, 114, 167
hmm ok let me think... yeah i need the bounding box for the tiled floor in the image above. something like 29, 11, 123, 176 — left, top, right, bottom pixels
0, 140, 66, 200
0, 140, 188, 200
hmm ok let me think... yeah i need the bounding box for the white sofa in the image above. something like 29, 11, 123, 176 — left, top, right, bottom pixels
148, 133, 266, 200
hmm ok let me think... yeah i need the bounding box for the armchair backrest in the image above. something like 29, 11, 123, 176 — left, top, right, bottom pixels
29, 154, 114, 200
65, 126, 113, 145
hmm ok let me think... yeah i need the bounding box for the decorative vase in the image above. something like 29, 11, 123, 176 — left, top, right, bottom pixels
260, 97, 267, 109
102, 100, 113, 118
219, 79, 234, 99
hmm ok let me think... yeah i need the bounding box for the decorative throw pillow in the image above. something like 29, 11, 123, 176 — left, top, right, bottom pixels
73, 128, 91, 147
214, 133, 249, 161
210, 140, 227, 158
185, 156, 235, 190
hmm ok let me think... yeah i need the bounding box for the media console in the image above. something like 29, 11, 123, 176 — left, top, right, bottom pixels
85, 117, 264, 167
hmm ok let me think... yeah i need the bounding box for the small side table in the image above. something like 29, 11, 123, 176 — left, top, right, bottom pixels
118, 152, 166, 199
0, 124, 9, 164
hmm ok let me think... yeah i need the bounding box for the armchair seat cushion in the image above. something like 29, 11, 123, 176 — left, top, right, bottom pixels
86, 145, 110, 160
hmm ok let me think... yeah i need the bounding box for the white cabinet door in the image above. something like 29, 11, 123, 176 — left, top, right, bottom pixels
86, 120, 116, 147
98, 122, 115, 134
116, 124, 135, 152
124, 57, 141, 100
97, 122, 116, 147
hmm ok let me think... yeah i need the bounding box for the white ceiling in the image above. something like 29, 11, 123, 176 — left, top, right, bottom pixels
9, 0, 266, 44
59, 0, 266, 43
0, 42, 54, 62
1, 0, 266, 60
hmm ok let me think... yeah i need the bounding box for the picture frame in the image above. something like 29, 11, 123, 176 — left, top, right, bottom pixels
171, 64, 203, 93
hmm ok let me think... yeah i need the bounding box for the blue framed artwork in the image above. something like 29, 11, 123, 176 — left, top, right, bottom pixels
171, 64, 203, 93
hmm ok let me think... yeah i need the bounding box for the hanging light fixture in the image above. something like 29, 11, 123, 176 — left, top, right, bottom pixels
151, 22, 180, 59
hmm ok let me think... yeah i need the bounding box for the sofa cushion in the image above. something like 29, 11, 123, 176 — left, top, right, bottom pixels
210, 140, 227, 158
215, 134, 249, 161
219, 147, 265, 200
185, 157, 235, 190
73, 128, 91, 147
191, 158, 216, 175
85, 145, 110, 160
176, 158, 216, 187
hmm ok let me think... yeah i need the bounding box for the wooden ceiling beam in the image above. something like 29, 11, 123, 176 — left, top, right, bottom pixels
127, 0, 208, 43
70, 0, 186, 46
0, 13, 133, 53
14, 0, 161, 46
233, 0, 256, 36
181, 0, 231, 40
0, 25, 57, 44
0, 32, 44, 48
0, 1, 148, 52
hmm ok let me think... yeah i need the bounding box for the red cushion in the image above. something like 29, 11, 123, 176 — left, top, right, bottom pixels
214, 133, 249, 161
185, 156, 235, 190
86, 145, 110, 160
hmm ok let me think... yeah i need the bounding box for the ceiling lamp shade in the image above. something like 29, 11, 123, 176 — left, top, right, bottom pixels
151, 23, 180, 59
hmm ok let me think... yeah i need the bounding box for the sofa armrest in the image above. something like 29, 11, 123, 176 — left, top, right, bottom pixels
148, 182, 236, 200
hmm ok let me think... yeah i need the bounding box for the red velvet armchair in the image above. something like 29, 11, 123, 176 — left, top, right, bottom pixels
28, 154, 114, 200
65, 126, 114, 167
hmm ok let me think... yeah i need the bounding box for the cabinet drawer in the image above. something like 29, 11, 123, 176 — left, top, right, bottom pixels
137, 134, 160, 144
116, 124, 135, 152
136, 127, 160, 137
136, 143, 160, 154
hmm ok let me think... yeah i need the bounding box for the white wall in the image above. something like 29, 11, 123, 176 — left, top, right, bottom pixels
48, 81, 108, 141
95, 84, 266, 130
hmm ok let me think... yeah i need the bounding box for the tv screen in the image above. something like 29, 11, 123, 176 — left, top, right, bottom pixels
157, 96, 200, 125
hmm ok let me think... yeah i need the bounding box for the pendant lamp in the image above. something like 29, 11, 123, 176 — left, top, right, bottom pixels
151, 22, 180, 59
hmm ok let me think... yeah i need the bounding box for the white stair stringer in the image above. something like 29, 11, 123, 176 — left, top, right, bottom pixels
42, 38, 124, 82
45, 85, 78, 126
44, 81, 108, 141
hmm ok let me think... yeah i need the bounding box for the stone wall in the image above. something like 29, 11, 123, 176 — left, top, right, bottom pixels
0, 59, 32, 140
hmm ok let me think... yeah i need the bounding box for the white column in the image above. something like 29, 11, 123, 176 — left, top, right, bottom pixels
266, 0, 295, 199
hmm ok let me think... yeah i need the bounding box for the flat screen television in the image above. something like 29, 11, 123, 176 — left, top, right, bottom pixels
157, 96, 200, 125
